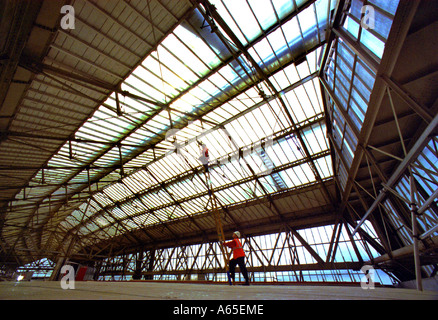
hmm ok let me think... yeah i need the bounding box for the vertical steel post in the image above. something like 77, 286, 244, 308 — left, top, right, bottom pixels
118, 143, 124, 178
409, 168, 422, 291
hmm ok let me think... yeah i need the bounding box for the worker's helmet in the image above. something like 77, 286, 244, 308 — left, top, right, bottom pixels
233, 231, 241, 238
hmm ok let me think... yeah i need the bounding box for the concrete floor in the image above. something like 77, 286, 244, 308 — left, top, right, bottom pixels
0, 281, 437, 300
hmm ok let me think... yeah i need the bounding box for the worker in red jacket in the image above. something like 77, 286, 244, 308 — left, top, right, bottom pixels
223, 231, 250, 285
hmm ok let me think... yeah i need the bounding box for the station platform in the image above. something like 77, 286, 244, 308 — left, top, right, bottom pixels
1, 280, 437, 300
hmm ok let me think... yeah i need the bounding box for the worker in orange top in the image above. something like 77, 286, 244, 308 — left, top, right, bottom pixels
223, 231, 250, 285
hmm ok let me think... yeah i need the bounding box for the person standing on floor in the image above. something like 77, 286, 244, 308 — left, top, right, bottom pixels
223, 231, 250, 285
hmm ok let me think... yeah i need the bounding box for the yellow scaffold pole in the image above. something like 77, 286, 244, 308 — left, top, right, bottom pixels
200, 143, 232, 284
205, 171, 232, 285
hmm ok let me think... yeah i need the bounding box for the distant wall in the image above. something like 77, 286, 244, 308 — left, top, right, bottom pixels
397, 276, 438, 292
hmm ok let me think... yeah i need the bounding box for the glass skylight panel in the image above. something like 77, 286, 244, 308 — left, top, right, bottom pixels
247, 0, 277, 32
270, 69, 291, 92
93, 215, 115, 228
173, 205, 190, 220
145, 111, 170, 133
205, 72, 230, 98
344, 15, 360, 39
103, 225, 118, 238
169, 93, 198, 114
284, 61, 302, 83
212, 186, 236, 204
361, 29, 384, 58
334, 73, 349, 100
269, 26, 291, 57
315, 156, 332, 179
133, 66, 166, 94
210, 0, 254, 46
126, 128, 153, 145
90, 107, 115, 122
216, 158, 242, 180
187, 119, 213, 137
303, 160, 319, 182
296, 60, 313, 79
351, 85, 368, 112
348, 0, 363, 23
156, 45, 199, 86
222, 120, 251, 148
307, 47, 321, 73
166, 153, 192, 175
275, 98, 295, 130
187, 82, 216, 106
132, 212, 150, 226
142, 190, 167, 208
89, 147, 118, 168
163, 34, 211, 77
302, 124, 328, 154
282, 16, 303, 49
304, 82, 322, 114
240, 111, 265, 142
310, 78, 324, 107
141, 53, 188, 94
283, 90, 306, 124
342, 139, 355, 167
105, 119, 135, 136
298, 5, 317, 37
123, 73, 165, 103
62, 216, 76, 229
116, 99, 151, 119
74, 124, 110, 142
253, 104, 277, 135
269, 140, 294, 167
50, 146, 82, 165
369, 0, 399, 16
147, 158, 174, 181
282, 136, 305, 163
372, 7, 393, 40
94, 215, 111, 228
154, 207, 174, 221
343, 0, 400, 59
77, 224, 92, 236
123, 219, 138, 231
71, 209, 83, 223
176, 22, 222, 69
137, 66, 179, 100
277, 168, 297, 188
183, 199, 203, 216
103, 183, 131, 202
168, 183, 192, 204
177, 179, 199, 198
250, 38, 276, 69
177, 147, 200, 169
200, 130, 232, 159
224, 98, 248, 117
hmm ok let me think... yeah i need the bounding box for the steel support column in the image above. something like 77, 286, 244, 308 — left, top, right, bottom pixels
409, 169, 422, 291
